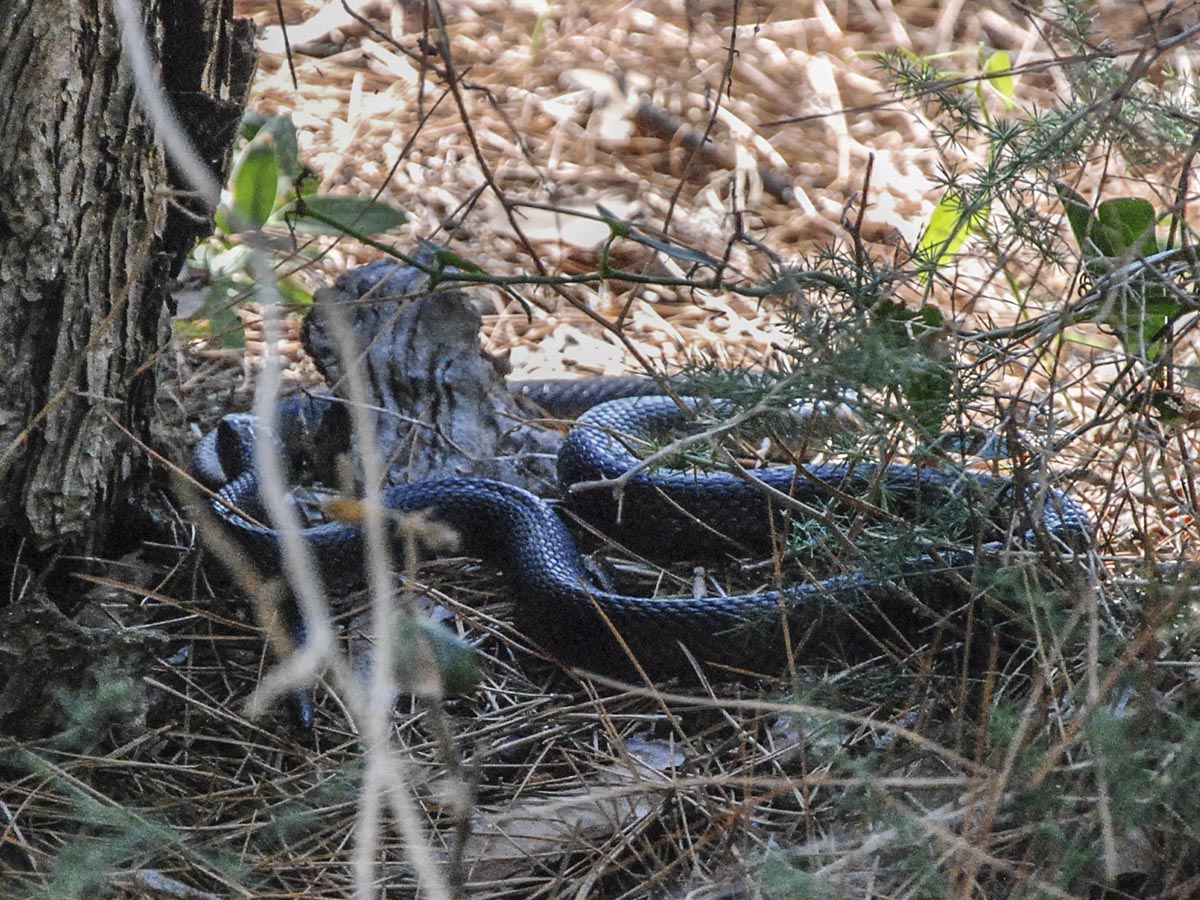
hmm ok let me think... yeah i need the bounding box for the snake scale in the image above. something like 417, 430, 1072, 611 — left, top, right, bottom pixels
193, 388, 1092, 679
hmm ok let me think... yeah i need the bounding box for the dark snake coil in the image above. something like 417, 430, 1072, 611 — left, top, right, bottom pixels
193, 392, 1093, 678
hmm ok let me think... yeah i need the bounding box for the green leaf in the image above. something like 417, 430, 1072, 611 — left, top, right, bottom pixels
1053, 181, 1094, 254
1147, 390, 1186, 424
1092, 197, 1158, 257
597, 205, 633, 239
981, 50, 1014, 110
1075, 197, 1177, 359
213, 204, 232, 236
916, 190, 989, 278
631, 230, 724, 268
1132, 313, 1169, 360
414, 241, 534, 320
391, 614, 480, 696
174, 280, 247, 349
280, 195, 408, 236
205, 243, 253, 279
876, 303, 950, 437
1107, 288, 1174, 361
420, 242, 485, 275
275, 277, 313, 308
904, 365, 952, 439
597, 206, 722, 268
230, 136, 280, 232
295, 167, 320, 197
239, 109, 269, 141
259, 114, 300, 181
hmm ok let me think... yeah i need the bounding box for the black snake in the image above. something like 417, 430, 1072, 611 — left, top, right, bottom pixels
192, 389, 1092, 679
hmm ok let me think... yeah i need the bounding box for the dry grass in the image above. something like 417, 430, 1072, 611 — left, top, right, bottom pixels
4, 1, 1200, 898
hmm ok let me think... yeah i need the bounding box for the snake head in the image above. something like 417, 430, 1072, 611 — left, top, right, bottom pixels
214, 414, 259, 481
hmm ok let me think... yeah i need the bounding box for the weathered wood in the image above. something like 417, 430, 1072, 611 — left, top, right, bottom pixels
0, 0, 255, 555
303, 260, 561, 492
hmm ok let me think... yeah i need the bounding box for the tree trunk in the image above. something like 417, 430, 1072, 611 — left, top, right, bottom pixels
0, 0, 255, 564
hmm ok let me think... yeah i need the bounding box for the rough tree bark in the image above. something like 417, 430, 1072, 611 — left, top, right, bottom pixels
0, 0, 255, 563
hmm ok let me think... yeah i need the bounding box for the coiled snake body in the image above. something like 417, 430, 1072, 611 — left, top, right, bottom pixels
194, 392, 1092, 677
